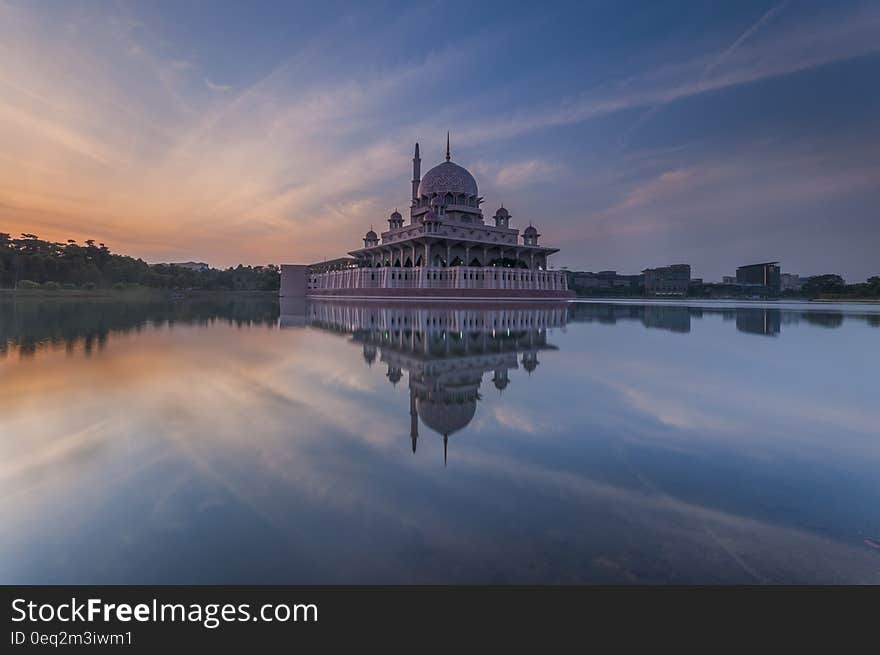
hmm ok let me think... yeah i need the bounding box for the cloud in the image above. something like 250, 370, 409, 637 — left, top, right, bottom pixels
494, 159, 560, 188
204, 78, 231, 92
458, 3, 880, 146
704, 1, 790, 76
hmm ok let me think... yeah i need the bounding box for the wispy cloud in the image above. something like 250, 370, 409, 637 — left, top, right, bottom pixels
204, 78, 231, 92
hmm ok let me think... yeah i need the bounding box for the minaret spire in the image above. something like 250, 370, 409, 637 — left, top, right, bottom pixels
445, 131, 451, 162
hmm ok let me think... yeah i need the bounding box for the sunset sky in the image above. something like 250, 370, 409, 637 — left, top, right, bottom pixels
1, 0, 878, 280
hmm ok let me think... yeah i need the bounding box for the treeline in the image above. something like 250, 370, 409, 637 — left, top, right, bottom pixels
791, 274, 880, 299
0, 233, 279, 291
1, 296, 280, 358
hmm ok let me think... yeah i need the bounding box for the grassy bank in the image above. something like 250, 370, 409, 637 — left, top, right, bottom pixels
813, 296, 880, 303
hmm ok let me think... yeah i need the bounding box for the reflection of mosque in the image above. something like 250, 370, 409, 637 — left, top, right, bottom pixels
568, 303, 788, 336
305, 301, 567, 464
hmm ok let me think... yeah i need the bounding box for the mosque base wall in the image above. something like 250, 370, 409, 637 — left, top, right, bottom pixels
306, 288, 574, 300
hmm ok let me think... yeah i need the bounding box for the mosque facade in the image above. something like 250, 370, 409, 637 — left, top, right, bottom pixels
280, 136, 573, 299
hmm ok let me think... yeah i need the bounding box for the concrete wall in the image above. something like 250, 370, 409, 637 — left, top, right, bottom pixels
280, 264, 308, 297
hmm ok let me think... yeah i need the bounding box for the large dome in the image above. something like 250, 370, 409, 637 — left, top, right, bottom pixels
418, 161, 478, 198
416, 397, 477, 436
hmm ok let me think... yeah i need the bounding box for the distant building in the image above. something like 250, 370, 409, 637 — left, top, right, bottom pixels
643, 264, 691, 296
162, 261, 210, 271
722, 276, 736, 284
736, 262, 781, 294
780, 273, 804, 291
568, 270, 643, 294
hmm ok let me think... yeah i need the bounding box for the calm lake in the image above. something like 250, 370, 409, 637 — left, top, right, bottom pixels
2, 296, 879, 584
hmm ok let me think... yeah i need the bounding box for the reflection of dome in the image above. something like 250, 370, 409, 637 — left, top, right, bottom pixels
492, 370, 509, 391
418, 161, 478, 198
522, 352, 539, 374
362, 343, 377, 366
387, 366, 402, 385
416, 397, 476, 436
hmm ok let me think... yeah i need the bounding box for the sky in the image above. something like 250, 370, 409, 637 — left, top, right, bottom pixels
1, 0, 878, 281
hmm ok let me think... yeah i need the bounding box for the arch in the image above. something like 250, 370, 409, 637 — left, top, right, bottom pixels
433, 254, 446, 267
415, 255, 423, 267
469, 257, 482, 267
489, 257, 519, 268
404, 257, 413, 268
393, 258, 401, 268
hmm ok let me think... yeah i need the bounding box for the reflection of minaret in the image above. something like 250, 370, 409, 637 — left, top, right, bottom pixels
363, 342, 377, 366
492, 368, 509, 393
409, 385, 419, 454
521, 352, 539, 375
443, 434, 448, 467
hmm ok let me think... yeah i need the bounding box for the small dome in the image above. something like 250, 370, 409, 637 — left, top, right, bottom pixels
362, 343, 377, 365
495, 207, 510, 217
365, 229, 377, 239
418, 161, 478, 198
523, 225, 539, 236
390, 210, 402, 221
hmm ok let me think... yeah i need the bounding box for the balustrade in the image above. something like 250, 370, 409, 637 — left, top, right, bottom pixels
308, 267, 568, 292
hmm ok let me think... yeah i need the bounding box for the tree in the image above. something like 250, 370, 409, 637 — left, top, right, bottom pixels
802, 274, 845, 297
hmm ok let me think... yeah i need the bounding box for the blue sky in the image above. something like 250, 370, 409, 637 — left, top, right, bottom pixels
1, 0, 878, 280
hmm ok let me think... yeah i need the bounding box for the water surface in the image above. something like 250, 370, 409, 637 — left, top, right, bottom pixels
2, 296, 879, 583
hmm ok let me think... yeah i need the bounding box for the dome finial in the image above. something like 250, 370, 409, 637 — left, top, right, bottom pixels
446, 131, 451, 162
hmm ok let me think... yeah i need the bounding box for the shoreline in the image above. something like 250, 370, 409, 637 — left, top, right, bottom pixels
0, 288, 279, 300
573, 295, 880, 304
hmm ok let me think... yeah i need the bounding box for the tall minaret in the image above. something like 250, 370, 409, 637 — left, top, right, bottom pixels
445, 131, 451, 161
411, 142, 421, 205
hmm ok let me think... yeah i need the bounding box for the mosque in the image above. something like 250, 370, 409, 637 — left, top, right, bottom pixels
280, 136, 573, 299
